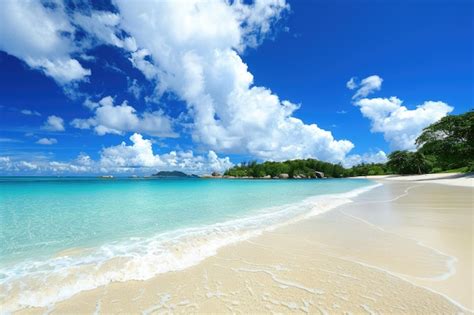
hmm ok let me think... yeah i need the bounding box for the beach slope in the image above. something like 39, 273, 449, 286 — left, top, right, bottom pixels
19, 178, 473, 314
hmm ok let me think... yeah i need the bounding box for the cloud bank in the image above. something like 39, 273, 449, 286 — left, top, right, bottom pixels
343, 150, 388, 168
349, 75, 453, 150
0, 0, 90, 84
71, 96, 177, 137
1, 133, 233, 175
110, 0, 354, 162
0, 0, 358, 165
1, 1, 456, 175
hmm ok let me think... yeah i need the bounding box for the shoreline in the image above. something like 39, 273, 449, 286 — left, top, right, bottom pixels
1, 181, 379, 313
352, 172, 473, 188
9, 177, 473, 314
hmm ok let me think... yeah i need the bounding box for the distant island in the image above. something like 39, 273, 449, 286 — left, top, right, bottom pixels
152, 171, 199, 178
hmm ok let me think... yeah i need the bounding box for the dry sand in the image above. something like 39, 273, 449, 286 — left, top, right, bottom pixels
15, 179, 473, 314
355, 172, 474, 187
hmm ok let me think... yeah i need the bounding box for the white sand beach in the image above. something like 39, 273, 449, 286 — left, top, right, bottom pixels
14, 174, 473, 314
354, 172, 474, 187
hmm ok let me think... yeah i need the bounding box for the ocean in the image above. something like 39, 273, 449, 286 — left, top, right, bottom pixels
0, 176, 377, 311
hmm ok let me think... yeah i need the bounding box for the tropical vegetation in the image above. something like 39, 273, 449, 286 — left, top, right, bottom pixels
223, 111, 473, 177
224, 159, 346, 178
387, 110, 473, 174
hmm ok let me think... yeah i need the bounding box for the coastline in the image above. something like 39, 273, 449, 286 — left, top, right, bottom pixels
12, 177, 473, 314
351, 172, 474, 187
2, 181, 378, 313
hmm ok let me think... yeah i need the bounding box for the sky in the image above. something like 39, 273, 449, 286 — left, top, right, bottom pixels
0, 0, 472, 175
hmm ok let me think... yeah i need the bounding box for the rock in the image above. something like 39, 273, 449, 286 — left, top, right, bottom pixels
263, 175, 272, 179
211, 171, 221, 177
314, 171, 325, 178
279, 173, 289, 179
294, 175, 301, 179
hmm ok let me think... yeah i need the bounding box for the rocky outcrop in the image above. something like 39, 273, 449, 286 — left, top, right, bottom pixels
279, 173, 289, 179
314, 171, 325, 178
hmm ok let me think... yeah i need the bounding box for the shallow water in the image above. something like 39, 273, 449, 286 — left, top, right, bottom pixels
0, 176, 375, 311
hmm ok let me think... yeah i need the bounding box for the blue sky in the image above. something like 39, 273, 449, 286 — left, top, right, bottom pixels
0, 0, 472, 175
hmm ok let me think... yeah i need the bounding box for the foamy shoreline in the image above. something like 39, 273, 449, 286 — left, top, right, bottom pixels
1, 183, 380, 313
6, 178, 473, 314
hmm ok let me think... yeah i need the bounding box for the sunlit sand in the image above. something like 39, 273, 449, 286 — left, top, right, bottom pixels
15, 177, 472, 314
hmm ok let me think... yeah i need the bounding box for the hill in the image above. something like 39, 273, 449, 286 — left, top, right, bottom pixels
152, 171, 199, 178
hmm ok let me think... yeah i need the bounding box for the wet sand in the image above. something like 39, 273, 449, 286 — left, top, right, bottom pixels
17, 180, 473, 314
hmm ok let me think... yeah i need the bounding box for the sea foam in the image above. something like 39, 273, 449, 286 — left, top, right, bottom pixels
0, 183, 380, 312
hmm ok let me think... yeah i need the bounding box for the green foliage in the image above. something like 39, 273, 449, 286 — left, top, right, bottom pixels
224, 159, 351, 178
224, 111, 472, 177
416, 111, 473, 170
224, 158, 389, 178
345, 163, 389, 177
386, 150, 432, 175
439, 166, 470, 173
383, 111, 473, 175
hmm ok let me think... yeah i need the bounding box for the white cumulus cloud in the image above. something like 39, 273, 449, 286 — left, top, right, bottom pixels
36, 138, 57, 145
71, 96, 177, 137
346, 77, 357, 90
343, 150, 388, 168
42, 115, 65, 131
110, 0, 353, 162
0, 0, 90, 84
348, 75, 383, 99
348, 75, 454, 151
0, 134, 233, 175
355, 97, 453, 150
2, 0, 359, 164
100, 133, 232, 173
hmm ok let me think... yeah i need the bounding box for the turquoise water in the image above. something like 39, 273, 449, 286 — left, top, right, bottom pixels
0, 177, 376, 310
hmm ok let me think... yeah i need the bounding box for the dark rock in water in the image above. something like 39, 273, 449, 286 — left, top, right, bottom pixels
152, 171, 199, 178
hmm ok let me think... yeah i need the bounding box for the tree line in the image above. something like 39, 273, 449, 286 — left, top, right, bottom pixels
387, 110, 473, 174
224, 159, 347, 178
224, 111, 473, 178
